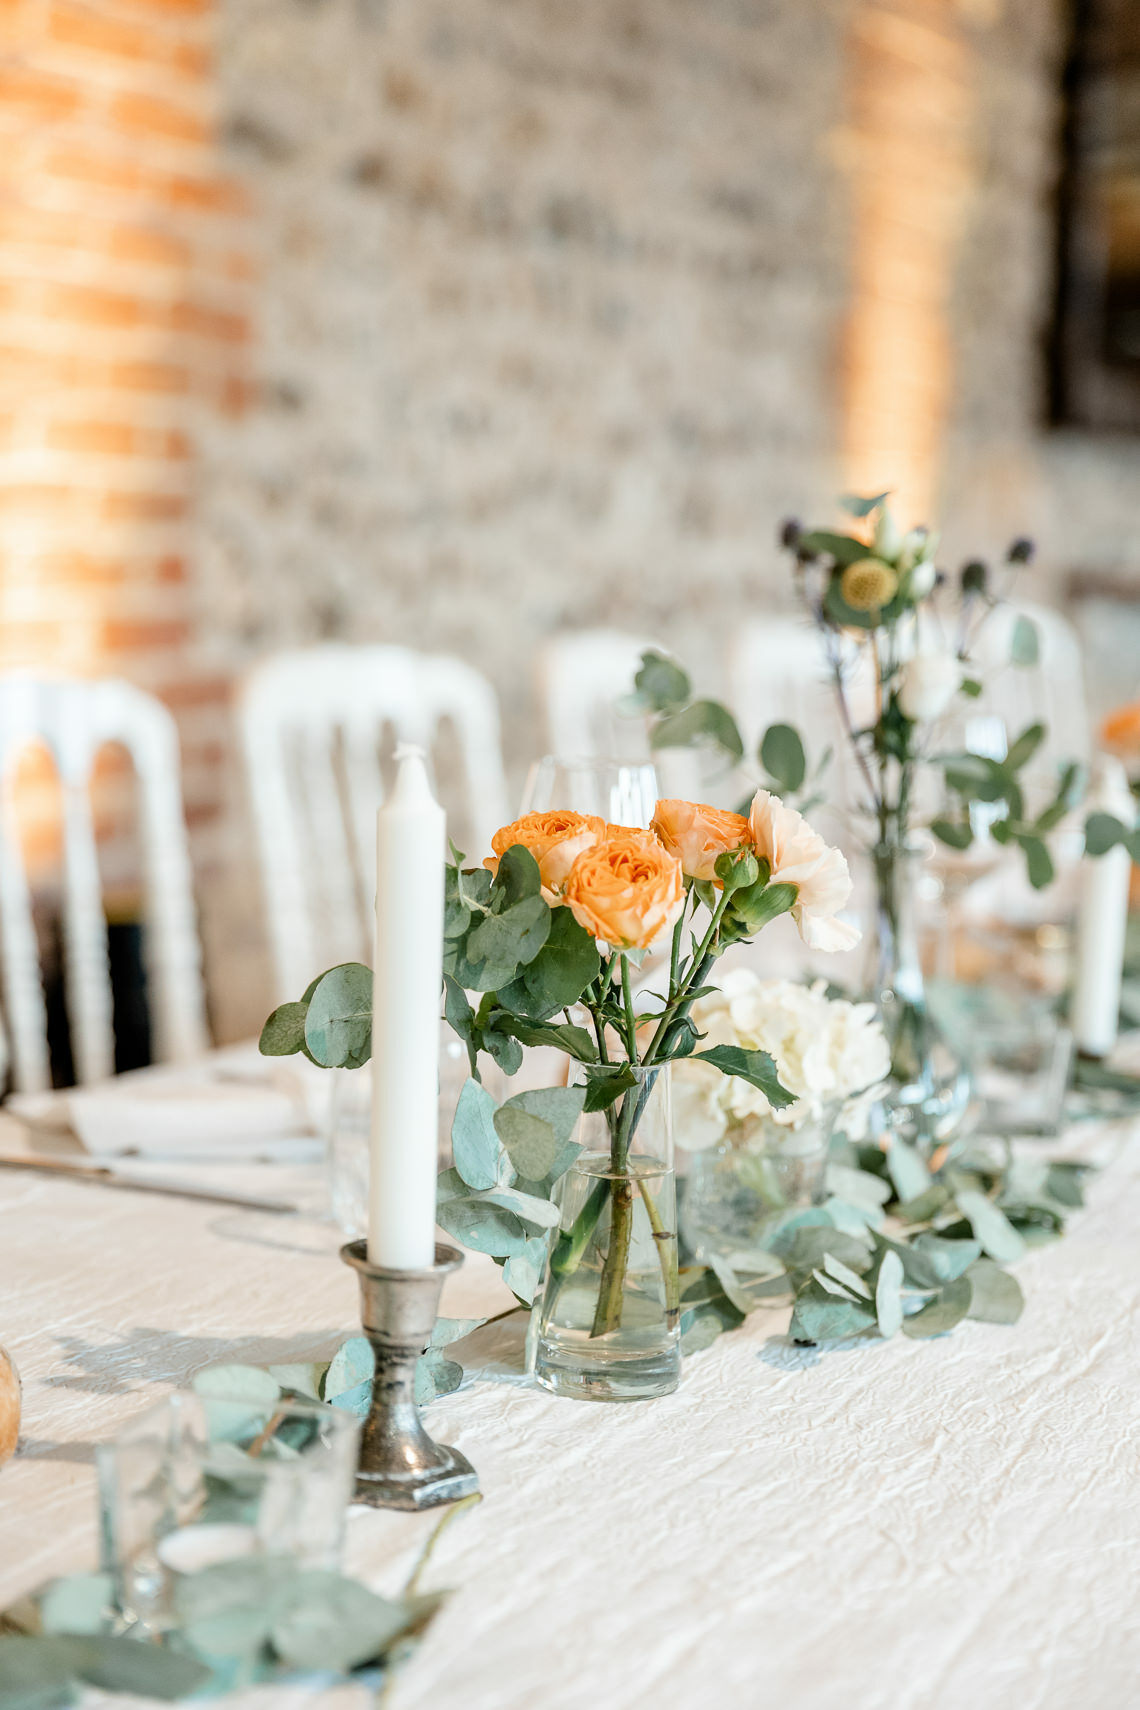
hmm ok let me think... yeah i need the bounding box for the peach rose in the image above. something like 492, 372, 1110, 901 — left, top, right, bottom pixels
650, 799, 753, 883
748, 789, 860, 953
484, 810, 606, 899
564, 832, 685, 950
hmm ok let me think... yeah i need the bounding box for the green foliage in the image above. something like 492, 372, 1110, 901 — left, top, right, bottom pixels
650, 699, 744, 764
691, 1045, 796, 1110
304, 963, 374, 1069
681, 1130, 1090, 1359
838, 491, 892, 519
630, 650, 691, 714
1084, 810, 1140, 862
495, 904, 601, 1022
760, 723, 806, 793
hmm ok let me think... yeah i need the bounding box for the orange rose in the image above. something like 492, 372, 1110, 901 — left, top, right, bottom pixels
1103, 702, 1140, 754
564, 832, 685, 950
484, 810, 606, 898
650, 799, 753, 882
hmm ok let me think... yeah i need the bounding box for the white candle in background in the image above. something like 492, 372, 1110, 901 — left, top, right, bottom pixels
1072, 756, 1134, 1060
368, 747, 446, 1270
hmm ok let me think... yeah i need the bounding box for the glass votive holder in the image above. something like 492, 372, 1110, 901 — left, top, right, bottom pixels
96, 1388, 360, 1632
973, 1001, 1074, 1138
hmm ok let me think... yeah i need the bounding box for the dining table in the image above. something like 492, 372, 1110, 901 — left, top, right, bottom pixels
2, 1040, 1139, 1710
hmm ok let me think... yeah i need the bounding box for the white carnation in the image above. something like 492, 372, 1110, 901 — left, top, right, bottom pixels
673, 970, 890, 1148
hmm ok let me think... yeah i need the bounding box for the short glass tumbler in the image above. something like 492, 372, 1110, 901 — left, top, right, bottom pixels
534, 1064, 680, 1403
681, 1110, 835, 1267
97, 1389, 360, 1632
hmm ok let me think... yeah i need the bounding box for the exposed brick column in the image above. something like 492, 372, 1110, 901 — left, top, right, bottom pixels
839, 0, 975, 525
0, 0, 251, 910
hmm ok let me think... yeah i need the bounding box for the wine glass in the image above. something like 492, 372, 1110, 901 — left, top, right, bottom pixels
520, 757, 659, 829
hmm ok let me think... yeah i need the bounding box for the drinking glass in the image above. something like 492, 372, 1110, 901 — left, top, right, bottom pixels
97, 1389, 360, 1631
520, 757, 659, 829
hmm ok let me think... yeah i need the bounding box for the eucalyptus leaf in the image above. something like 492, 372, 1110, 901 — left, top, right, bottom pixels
887, 1141, 931, 1204
493, 1106, 558, 1179
414, 1350, 463, 1405
911, 1232, 982, 1283
798, 529, 871, 565
901, 1275, 972, 1338
322, 1336, 374, 1402
451, 1078, 501, 1191
634, 650, 691, 713
1018, 833, 1054, 891
1005, 721, 1046, 772
838, 491, 891, 519
434, 1196, 531, 1258
304, 963, 374, 1070
760, 723, 806, 792
264, 1363, 325, 1401
874, 1249, 904, 1339
965, 1259, 1024, 1325
955, 1188, 1026, 1264
825, 1164, 891, 1210
270, 1573, 418, 1673
503, 1237, 549, 1304
812, 1268, 860, 1301
192, 1365, 281, 1443
931, 818, 973, 851
497, 1085, 586, 1148
39, 1577, 115, 1638
651, 699, 744, 763
1085, 811, 1126, 857
822, 1252, 872, 1299
789, 1283, 876, 1344
479, 1184, 561, 1229
259, 1001, 308, 1058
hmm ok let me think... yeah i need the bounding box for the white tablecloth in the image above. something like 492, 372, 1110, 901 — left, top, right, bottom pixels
2, 1084, 1140, 1710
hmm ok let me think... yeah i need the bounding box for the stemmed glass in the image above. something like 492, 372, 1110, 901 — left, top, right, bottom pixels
520, 757, 659, 828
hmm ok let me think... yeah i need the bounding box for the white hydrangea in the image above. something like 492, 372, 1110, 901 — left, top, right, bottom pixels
673, 969, 890, 1149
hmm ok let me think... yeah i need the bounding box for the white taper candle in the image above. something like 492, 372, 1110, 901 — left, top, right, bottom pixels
1071, 756, 1133, 1061
368, 747, 446, 1270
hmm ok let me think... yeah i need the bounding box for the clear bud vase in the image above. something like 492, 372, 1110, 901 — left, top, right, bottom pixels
533, 1064, 681, 1402
867, 841, 971, 1152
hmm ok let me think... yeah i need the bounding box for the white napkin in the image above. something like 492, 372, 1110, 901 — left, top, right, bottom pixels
7, 1042, 327, 1162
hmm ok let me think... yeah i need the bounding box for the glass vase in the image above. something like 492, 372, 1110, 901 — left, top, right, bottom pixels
533, 1064, 680, 1402
680, 1109, 834, 1266
866, 841, 971, 1151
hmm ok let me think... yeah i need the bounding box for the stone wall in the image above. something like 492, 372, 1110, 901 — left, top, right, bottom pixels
202, 0, 851, 736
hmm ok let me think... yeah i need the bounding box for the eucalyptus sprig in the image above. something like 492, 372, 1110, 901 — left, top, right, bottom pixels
677, 1133, 1092, 1354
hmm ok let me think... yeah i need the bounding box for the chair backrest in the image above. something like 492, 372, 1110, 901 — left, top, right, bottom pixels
969, 600, 1091, 767
540, 629, 655, 759
239, 645, 510, 1002
537, 628, 705, 801
0, 676, 208, 1092
728, 615, 876, 768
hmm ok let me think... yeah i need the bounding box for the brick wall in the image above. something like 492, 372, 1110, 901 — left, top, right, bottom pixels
0, 0, 251, 1019
4, 0, 1140, 1044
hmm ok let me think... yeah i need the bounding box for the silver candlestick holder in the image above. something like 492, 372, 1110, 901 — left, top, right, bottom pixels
339, 1239, 479, 1511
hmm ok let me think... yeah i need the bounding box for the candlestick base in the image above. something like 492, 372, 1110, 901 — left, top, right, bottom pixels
339, 1239, 480, 1511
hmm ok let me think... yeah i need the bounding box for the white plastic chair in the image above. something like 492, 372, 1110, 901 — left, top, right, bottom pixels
969, 601, 1091, 767
540, 629, 656, 759
0, 676, 208, 1093
728, 617, 876, 785
538, 629, 702, 800
239, 645, 510, 1003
